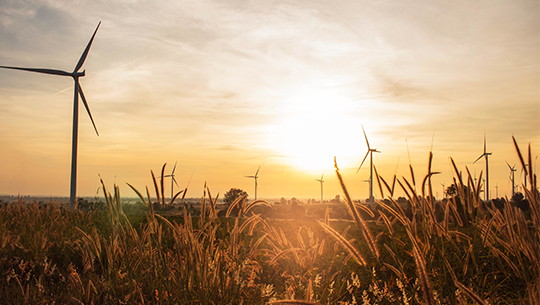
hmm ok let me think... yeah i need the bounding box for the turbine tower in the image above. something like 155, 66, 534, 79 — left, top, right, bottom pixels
315, 173, 324, 204
357, 125, 380, 206
521, 163, 528, 199
506, 161, 516, 198
245, 165, 261, 200
473, 131, 492, 201
0, 22, 102, 210
164, 161, 179, 200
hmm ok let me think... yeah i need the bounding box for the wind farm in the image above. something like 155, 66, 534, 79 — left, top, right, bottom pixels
0, 0, 540, 305
0, 2, 539, 303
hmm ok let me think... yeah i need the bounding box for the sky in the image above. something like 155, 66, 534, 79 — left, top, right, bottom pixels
0, 0, 538, 202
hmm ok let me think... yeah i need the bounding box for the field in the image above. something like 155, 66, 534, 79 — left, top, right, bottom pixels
0, 140, 538, 304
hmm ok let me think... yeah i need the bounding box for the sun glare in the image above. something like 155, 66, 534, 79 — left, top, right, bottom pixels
268, 86, 364, 172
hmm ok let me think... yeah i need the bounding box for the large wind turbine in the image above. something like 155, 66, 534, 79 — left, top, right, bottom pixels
506, 161, 516, 198
357, 125, 380, 206
1, 22, 102, 210
473, 132, 492, 201
245, 165, 261, 200
315, 173, 324, 204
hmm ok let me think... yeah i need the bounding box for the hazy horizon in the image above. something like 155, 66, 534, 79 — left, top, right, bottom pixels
0, 0, 538, 201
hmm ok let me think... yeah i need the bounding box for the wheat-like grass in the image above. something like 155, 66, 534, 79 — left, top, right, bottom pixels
334, 157, 380, 259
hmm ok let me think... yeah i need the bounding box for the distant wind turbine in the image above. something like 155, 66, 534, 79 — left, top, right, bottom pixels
245, 165, 261, 200
473, 131, 492, 201
164, 161, 179, 200
521, 163, 528, 199
441, 183, 446, 198
315, 173, 324, 204
0, 22, 102, 210
506, 161, 516, 198
357, 125, 380, 206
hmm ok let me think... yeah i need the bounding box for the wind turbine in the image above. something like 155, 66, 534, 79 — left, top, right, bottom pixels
507, 161, 517, 198
315, 173, 324, 204
164, 161, 179, 200
520, 163, 528, 199
245, 165, 261, 200
1, 22, 102, 210
441, 183, 446, 199
357, 125, 380, 206
473, 131, 492, 201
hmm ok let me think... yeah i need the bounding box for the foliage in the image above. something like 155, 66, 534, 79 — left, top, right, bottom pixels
222, 188, 249, 217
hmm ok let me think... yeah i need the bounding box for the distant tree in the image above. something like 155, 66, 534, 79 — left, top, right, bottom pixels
397, 197, 408, 206
222, 188, 248, 217
512, 192, 529, 211
445, 184, 458, 197
491, 197, 506, 210
224, 188, 248, 206
280, 197, 286, 205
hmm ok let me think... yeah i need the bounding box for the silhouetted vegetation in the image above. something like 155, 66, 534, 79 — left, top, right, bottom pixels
0, 138, 538, 304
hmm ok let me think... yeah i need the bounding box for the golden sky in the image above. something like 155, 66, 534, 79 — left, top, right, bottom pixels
0, 0, 538, 201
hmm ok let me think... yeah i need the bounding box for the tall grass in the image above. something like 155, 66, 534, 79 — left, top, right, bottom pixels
323, 136, 539, 304
0, 139, 537, 304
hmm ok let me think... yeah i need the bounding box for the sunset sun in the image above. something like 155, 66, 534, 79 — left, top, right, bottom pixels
268, 86, 364, 172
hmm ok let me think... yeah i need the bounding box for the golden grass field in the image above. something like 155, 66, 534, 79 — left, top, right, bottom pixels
0, 137, 538, 304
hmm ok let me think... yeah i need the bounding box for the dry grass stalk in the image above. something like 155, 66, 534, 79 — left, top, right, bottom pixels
318, 221, 366, 266
334, 157, 380, 259
268, 300, 322, 305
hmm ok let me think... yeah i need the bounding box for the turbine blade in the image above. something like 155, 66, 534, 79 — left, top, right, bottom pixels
255, 165, 261, 177
0, 66, 71, 76
361, 124, 370, 149
172, 177, 179, 187
172, 161, 177, 174
483, 130, 487, 154
321, 173, 324, 180
78, 83, 99, 136
357, 151, 370, 173
74, 21, 101, 73
473, 154, 484, 164
186, 170, 195, 189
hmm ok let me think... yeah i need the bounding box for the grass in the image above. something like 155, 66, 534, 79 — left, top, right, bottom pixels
0, 137, 538, 304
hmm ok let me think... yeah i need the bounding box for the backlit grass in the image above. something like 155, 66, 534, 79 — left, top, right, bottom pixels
0, 137, 537, 304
